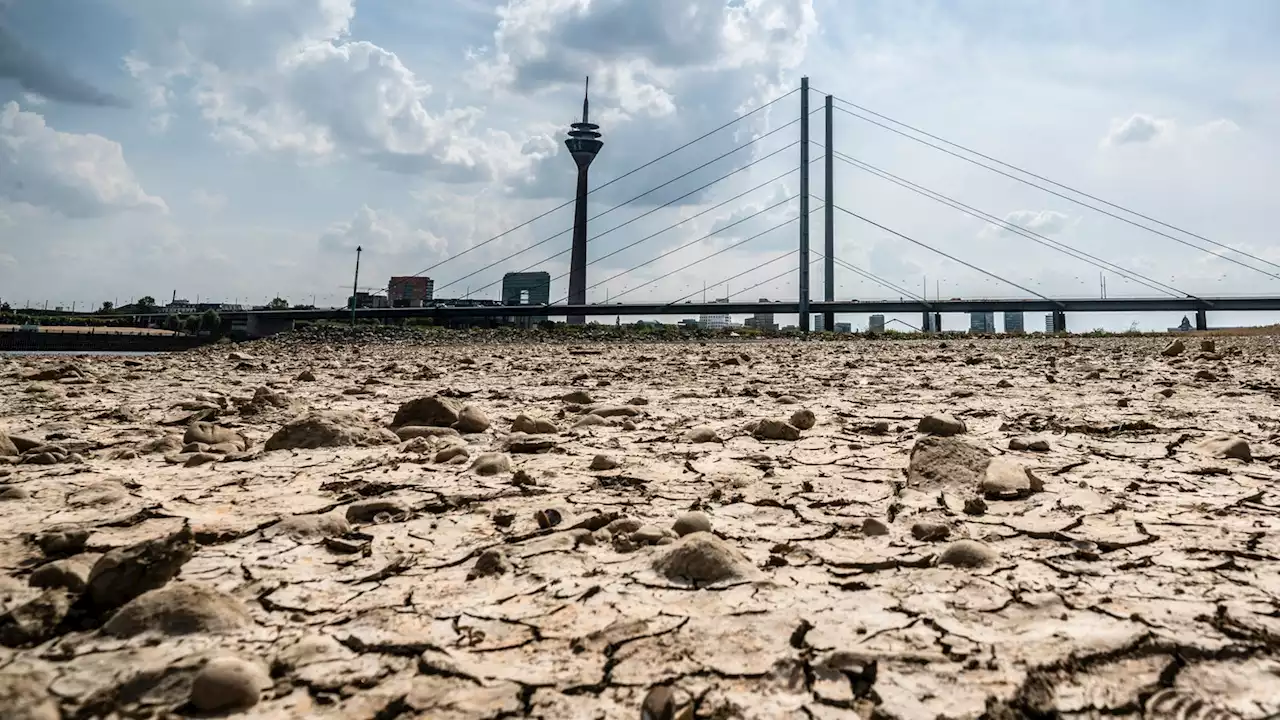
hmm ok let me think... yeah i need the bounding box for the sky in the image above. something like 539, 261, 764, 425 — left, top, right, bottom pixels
2, 0, 1279, 331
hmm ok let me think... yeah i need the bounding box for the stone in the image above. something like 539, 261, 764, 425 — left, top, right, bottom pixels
683, 426, 720, 443
861, 518, 890, 536
435, 445, 470, 464
1194, 434, 1252, 462
189, 656, 270, 712
672, 511, 712, 537
561, 390, 594, 404
752, 419, 802, 441
391, 395, 461, 428
37, 528, 88, 556
1195, 369, 1218, 381
29, 554, 97, 593
0, 589, 72, 647
468, 549, 512, 580
471, 452, 512, 476
453, 404, 491, 433
918, 413, 967, 436
86, 524, 196, 610
911, 522, 951, 542
0, 670, 60, 720
788, 409, 817, 430
264, 411, 398, 450
1200, 339, 1216, 353
573, 414, 608, 428
395, 425, 461, 441
631, 524, 666, 544
1009, 436, 1051, 452
295, 369, 317, 381
906, 436, 993, 493
937, 540, 998, 568
103, 582, 252, 637
0, 430, 17, 457
512, 414, 558, 434
271, 513, 351, 539
506, 432, 557, 453
996, 379, 1013, 389
980, 457, 1032, 497
183, 421, 247, 451
345, 499, 411, 524
652, 532, 754, 585
1161, 339, 1186, 357
589, 453, 620, 470
586, 404, 641, 418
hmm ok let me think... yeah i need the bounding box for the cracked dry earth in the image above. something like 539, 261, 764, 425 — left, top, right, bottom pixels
3, 334, 1280, 720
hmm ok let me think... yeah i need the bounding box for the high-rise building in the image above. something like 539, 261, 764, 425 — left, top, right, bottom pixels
750, 299, 777, 331
869, 314, 885, 333
834, 322, 852, 333
388, 276, 434, 307
1003, 311, 1025, 334
969, 311, 995, 334
699, 298, 731, 330
502, 272, 551, 327
812, 314, 825, 332
1044, 314, 1055, 333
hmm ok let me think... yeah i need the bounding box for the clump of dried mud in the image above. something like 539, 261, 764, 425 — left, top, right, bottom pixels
2, 333, 1279, 719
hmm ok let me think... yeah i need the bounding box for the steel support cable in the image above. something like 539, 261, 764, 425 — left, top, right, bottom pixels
460, 151, 817, 300
815, 90, 1280, 274
556, 196, 804, 304
817, 145, 1197, 300
726, 254, 811, 300
808, 192, 928, 302
588, 205, 822, 305
830, 204, 1063, 306
826, 103, 1280, 283
666, 249, 797, 305
433, 122, 803, 295
399, 86, 800, 281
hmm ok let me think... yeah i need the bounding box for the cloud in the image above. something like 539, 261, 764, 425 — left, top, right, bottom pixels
1103, 113, 1174, 146
980, 209, 1074, 239
0, 102, 167, 218
0, 25, 130, 108
318, 205, 446, 258
121, 0, 542, 181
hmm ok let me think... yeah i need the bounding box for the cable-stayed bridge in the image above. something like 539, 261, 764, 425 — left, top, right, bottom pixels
148, 77, 1280, 337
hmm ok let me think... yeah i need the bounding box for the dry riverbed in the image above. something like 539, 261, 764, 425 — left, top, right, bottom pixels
2, 332, 1279, 719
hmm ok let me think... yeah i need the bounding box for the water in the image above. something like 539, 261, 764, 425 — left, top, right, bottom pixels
1, 350, 164, 357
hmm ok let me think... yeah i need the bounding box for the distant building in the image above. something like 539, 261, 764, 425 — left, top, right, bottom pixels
1169, 316, 1194, 332
1003, 311, 1025, 334
167, 299, 244, 314
699, 298, 731, 330
869, 314, 885, 334
749, 299, 777, 331
388, 276, 434, 307
501, 272, 551, 327
834, 322, 852, 333
969, 311, 995, 334
1045, 314, 1055, 333
812, 314, 825, 332
348, 292, 389, 309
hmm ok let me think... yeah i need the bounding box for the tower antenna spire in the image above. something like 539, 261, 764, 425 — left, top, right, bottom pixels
582, 76, 589, 124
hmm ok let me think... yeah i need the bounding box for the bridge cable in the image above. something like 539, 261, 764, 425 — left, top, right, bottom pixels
830, 204, 1064, 307
818, 145, 1199, 300
666, 249, 798, 305
590, 206, 822, 305
451, 149, 812, 300
724, 253, 810, 301
432, 121, 802, 296
807, 192, 928, 302
824, 102, 1280, 283
399, 87, 799, 281
811, 89, 1280, 275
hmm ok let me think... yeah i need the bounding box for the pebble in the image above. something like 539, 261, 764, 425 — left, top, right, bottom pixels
996, 379, 1013, 389
683, 426, 720, 443
589, 454, 619, 470
561, 390, 594, 404
861, 518, 890, 536
1200, 339, 1216, 353
937, 539, 998, 568
1195, 435, 1252, 462
471, 452, 511, 475
652, 532, 754, 585
103, 582, 252, 637
345, 499, 411, 523
911, 522, 950, 541
468, 548, 512, 579
453, 404, 491, 433
1161, 339, 1186, 357
788, 409, 817, 431
630, 524, 666, 544
980, 457, 1032, 497
1008, 436, 1050, 452
436, 445, 470, 464
391, 395, 461, 428
918, 413, 967, 436
753, 419, 802, 441
189, 656, 270, 712
512, 414, 558, 434
671, 511, 712, 537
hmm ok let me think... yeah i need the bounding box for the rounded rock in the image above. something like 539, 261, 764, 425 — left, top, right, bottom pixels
471, 452, 512, 476
189, 656, 270, 712
937, 539, 998, 568
589, 454, 620, 471
918, 413, 966, 437
103, 582, 252, 638
861, 518, 890, 536
671, 511, 712, 537
788, 409, 817, 431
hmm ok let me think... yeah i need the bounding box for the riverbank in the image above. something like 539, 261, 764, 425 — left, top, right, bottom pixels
1, 336, 1278, 718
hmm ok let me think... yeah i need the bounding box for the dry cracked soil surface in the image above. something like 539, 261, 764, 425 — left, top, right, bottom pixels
2, 331, 1280, 719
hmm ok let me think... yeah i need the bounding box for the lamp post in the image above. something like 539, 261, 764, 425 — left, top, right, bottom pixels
350, 245, 362, 328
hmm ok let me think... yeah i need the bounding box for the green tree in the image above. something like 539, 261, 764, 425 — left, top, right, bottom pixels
99, 301, 114, 313
267, 297, 290, 310
137, 296, 157, 312
183, 315, 201, 334
165, 314, 182, 332
201, 309, 221, 334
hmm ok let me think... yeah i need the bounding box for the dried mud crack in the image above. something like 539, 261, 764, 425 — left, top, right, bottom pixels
2, 334, 1280, 719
